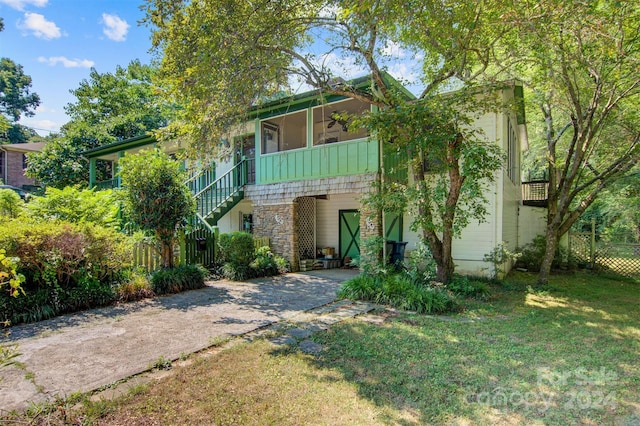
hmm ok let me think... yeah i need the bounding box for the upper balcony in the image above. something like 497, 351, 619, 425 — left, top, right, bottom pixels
253, 97, 381, 185
522, 179, 549, 207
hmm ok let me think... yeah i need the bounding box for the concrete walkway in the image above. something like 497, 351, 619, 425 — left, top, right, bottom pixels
0, 270, 361, 413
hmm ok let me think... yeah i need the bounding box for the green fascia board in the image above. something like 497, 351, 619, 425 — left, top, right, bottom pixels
249, 72, 415, 120
83, 134, 156, 159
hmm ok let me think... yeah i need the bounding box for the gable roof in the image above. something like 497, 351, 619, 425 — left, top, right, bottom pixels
249, 72, 415, 119
82, 134, 156, 159
0, 142, 47, 153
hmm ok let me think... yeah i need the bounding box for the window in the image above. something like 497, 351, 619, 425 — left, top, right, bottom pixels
313, 99, 370, 145
261, 110, 307, 154
240, 213, 253, 233
0, 152, 4, 178
22, 153, 28, 170
507, 117, 518, 183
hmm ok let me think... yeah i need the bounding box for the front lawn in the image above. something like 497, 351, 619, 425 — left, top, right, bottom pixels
5, 271, 639, 425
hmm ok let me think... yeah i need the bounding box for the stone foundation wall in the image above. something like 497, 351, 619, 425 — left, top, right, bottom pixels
247, 174, 382, 271
253, 203, 297, 269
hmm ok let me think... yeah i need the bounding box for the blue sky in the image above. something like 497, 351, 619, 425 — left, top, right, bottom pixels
1, 0, 154, 136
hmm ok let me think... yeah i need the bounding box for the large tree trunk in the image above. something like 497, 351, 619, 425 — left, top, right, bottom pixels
161, 242, 174, 269
437, 233, 455, 284
537, 224, 560, 285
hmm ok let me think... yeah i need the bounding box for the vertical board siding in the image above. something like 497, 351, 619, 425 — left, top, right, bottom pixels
258, 138, 378, 184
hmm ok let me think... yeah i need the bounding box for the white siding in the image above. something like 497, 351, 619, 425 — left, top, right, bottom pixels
216, 200, 253, 234
519, 206, 547, 247
315, 193, 360, 251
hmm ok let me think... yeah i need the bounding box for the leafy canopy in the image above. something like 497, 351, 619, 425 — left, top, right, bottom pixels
26, 60, 171, 188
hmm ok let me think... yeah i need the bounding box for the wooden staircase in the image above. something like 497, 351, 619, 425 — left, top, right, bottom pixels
187, 159, 252, 228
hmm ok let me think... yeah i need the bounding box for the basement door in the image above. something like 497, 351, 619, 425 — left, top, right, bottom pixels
339, 210, 360, 262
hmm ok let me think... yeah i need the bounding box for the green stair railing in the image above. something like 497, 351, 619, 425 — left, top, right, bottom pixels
192, 158, 252, 225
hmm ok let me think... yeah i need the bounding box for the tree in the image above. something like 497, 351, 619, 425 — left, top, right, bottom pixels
0, 57, 40, 137
364, 94, 504, 282
496, 0, 640, 284
118, 149, 195, 268
142, 0, 511, 282
26, 60, 170, 188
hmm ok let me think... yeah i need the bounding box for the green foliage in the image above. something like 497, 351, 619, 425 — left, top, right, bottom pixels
405, 242, 437, 284
363, 95, 505, 284
150, 264, 207, 295
445, 276, 490, 299
0, 188, 24, 218
0, 219, 131, 324
516, 235, 566, 272
26, 60, 170, 187
25, 138, 97, 188
217, 232, 255, 281
118, 149, 195, 268
217, 233, 289, 280
338, 272, 459, 314
217, 232, 255, 266
483, 242, 521, 279
114, 270, 154, 302
0, 248, 25, 298
26, 186, 120, 228
250, 246, 289, 277
0, 57, 40, 123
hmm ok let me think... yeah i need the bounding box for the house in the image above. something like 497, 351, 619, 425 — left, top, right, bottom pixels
86, 76, 547, 277
0, 142, 46, 189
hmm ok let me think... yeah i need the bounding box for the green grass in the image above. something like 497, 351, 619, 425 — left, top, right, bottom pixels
3, 271, 639, 425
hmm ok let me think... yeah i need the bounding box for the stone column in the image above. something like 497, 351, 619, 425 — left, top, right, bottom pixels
253, 202, 298, 271
358, 201, 382, 270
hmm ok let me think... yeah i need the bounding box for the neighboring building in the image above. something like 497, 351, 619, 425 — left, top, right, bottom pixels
86, 76, 547, 277
0, 142, 46, 189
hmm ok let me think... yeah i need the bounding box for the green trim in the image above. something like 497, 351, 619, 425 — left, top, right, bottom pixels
83, 134, 156, 158
249, 72, 414, 119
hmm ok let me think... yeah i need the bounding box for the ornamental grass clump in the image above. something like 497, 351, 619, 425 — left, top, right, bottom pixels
338, 272, 460, 314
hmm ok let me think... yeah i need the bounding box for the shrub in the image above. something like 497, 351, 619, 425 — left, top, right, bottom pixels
0, 219, 131, 289
151, 264, 207, 295
405, 243, 437, 285
0, 219, 132, 324
338, 272, 459, 314
250, 246, 280, 277
446, 275, 490, 299
218, 232, 255, 281
516, 235, 567, 272
217, 232, 255, 266
0, 249, 25, 298
26, 186, 120, 228
118, 149, 195, 268
0, 189, 24, 218
114, 270, 154, 302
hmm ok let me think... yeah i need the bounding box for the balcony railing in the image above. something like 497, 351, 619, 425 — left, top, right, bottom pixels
522, 180, 549, 207
93, 177, 119, 191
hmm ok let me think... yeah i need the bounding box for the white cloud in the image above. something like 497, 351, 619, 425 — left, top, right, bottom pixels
18, 117, 60, 135
317, 52, 368, 78
0, 0, 47, 11
18, 12, 61, 40
381, 41, 407, 59
38, 56, 94, 68
101, 13, 129, 42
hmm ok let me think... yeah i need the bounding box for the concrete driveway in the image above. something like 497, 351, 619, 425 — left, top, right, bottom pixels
0, 270, 357, 413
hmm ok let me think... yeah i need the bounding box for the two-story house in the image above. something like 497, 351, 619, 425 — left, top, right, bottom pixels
86, 76, 546, 276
